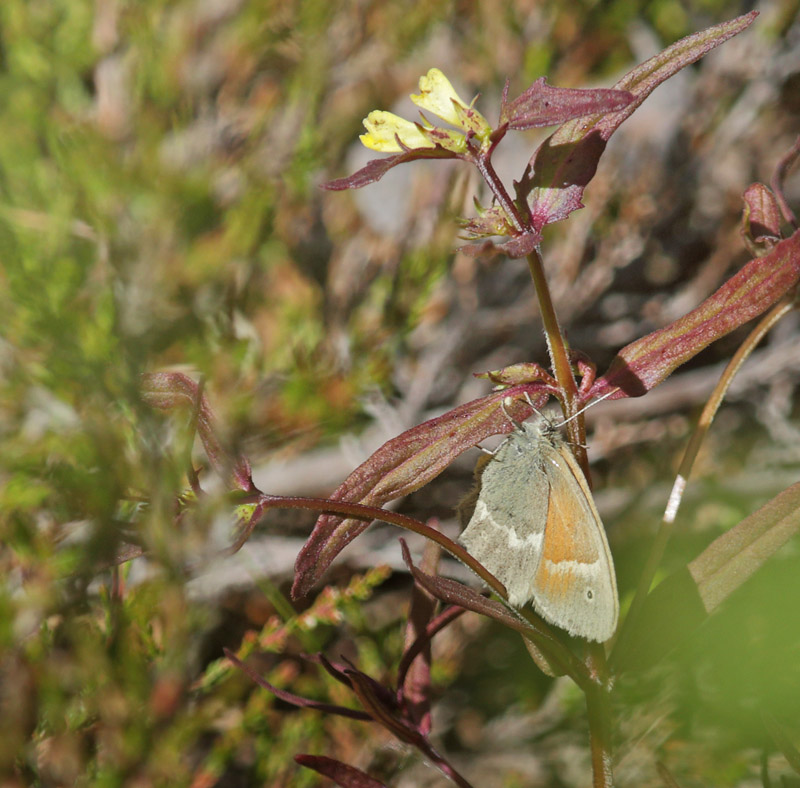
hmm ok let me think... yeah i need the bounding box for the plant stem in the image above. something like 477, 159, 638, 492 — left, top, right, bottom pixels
525, 242, 611, 782
526, 247, 587, 456
585, 652, 614, 788
473, 153, 527, 233
427, 745, 476, 788
481, 150, 609, 786
474, 152, 583, 449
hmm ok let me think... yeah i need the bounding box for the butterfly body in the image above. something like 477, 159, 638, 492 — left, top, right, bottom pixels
459, 419, 618, 642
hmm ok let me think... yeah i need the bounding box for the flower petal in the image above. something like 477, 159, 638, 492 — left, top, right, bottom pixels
410, 68, 467, 127
360, 111, 434, 152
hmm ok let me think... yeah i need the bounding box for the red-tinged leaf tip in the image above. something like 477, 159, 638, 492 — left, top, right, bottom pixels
400, 540, 436, 733
398, 605, 465, 700
310, 653, 355, 687
397, 581, 463, 734
742, 183, 783, 252
523, 12, 758, 232
401, 541, 537, 638
141, 372, 254, 492
292, 386, 550, 600
770, 135, 800, 229
522, 130, 607, 233
295, 755, 389, 788
223, 648, 371, 722
459, 230, 542, 259
401, 542, 584, 682
322, 147, 458, 190
476, 361, 556, 388
501, 78, 633, 130
345, 670, 429, 749
404, 548, 508, 625
342, 664, 398, 711
556, 11, 759, 149
593, 230, 800, 399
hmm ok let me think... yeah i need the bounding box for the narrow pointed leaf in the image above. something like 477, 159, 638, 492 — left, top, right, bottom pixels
306, 652, 355, 688
346, 670, 429, 748
322, 146, 457, 190
400, 540, 438, 733
592, 230, 800, 399
294, 386, 547, 597
223, 649, 371, 721
295, 755, 388, 788
688, 480, 800, 613
401, 542, 585, 684
397, 605, 465, 697
523, 12, 758, 231
141, 372, 254, 491
291, 499, 502, 600
500, 78, 633, 130
762, 712, 800, 774
339, 663, 398, 712
742, 183, 783, 252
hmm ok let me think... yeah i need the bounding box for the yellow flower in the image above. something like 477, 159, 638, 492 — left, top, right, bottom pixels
359, 68, 491, 154
360, 111, 434, 152
410, 68, 466, 127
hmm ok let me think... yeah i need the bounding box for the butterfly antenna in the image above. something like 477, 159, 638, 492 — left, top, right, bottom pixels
556, 387, 620, 429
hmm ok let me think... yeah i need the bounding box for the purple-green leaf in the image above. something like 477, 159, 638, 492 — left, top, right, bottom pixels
295, 755, 388, 788
345, 670, 429, 749
223, 649, 371, 721
290, 498, 502, 600
523, 11, 758, 232
399, 540, 439, 734
141, 372, 253, 492
400, 541, 586, 684
293, 386, 549, 597
397, 604, 465, 711
592, 229, 800, 399
742, 183, 783, 253
500, 78, 633, 130
322, 146, 457, 190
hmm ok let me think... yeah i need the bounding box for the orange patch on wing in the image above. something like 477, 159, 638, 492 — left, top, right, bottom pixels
541, 489, 599, 564
534, 559, 572, 597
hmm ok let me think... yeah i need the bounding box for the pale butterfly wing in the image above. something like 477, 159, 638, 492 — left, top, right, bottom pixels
458, 425, 550, 607
532, 442, 618, 642
458, 420, 619, 643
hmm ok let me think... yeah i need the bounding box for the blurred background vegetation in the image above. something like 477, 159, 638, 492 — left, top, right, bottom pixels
2, 0, 800, 786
